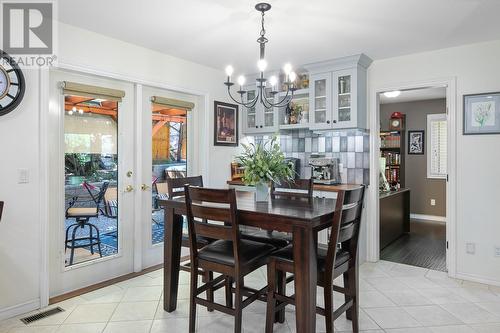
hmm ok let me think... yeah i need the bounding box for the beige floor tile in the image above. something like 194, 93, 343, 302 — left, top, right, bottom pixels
403, 305, 463, 326
64, 303, 118, 324
81, 286, 125, 304
56, 323, 106, 333
428, 325, 475, 333
363, 307, 421, 329
386, 264, 429, 278
364, 277, 410, 291
440, 302, 500, 324
476, 302, 500, 316
102, 320, 152, 333
383, 290, 434, 306
450, 286, 500, 303
154, 299, 190, 319
385, 328, 432, 333
150, 318, 190, 333
110, 301, 158, 322
469, 323, 500, 333
333, 308, 381, 331
121, 286, 162, 302
397, 276, 441, 289
359, 291, 396, 308
8, 326, 59, 333
416, 287, 469, 304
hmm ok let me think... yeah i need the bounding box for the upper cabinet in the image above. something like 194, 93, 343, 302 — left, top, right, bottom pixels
306, 54, 370, 131
242, 84, 278, 134
241, 54, 371, 135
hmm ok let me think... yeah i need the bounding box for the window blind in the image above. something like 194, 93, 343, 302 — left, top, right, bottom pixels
427, 113, 447, 179
61, 81, 125, 102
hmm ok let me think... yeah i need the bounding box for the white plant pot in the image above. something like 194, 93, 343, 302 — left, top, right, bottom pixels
255, 182, 269, 202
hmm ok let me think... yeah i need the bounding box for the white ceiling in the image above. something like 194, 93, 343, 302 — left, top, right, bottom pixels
380, 87, 446, 104
59, 0, 500, 74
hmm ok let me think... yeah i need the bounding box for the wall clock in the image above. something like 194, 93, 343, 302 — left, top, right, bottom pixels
0, 51, 25, 117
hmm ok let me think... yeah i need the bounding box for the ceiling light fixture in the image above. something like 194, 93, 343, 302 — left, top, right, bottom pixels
383, 90, 401, 98
224, 3, 297, 108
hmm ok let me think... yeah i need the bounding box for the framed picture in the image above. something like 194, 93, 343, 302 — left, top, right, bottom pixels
214, 101, 238, 146
463, 92, 500, 135
408, 130, 425, 155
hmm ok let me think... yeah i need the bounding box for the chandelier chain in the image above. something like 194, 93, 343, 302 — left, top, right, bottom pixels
260, 11, 266, 38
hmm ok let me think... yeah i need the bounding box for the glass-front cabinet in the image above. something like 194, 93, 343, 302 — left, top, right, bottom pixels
242, 84, 278, 134
309, 73, 332, 130
333, 68, 358, 129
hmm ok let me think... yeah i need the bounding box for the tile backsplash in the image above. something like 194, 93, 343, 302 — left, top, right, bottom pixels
246, 129, 370, 185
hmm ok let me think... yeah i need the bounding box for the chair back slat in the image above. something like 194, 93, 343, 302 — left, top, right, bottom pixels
194, 221, 233, 240
271, 179, 313, 199
167, 176, 203, 199
324, 185, 365, 279
190, 204, 232, 223
184, 186, 241, 268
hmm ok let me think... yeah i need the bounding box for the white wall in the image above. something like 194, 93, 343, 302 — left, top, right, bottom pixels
368, 40, 500, 285
0, 22, 239, 319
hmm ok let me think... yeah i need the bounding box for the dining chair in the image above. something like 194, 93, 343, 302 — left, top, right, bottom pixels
241, 178, 314, 248
264, 185, 365, 333
184, 185, 277, 333
164, 176, 216, 308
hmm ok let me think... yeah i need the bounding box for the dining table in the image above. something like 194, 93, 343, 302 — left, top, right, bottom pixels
159, 190, 339, 333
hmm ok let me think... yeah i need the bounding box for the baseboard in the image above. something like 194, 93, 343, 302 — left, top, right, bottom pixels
456, 271, 500, 288
0, 299, 40, 321
410, 213, 446, 223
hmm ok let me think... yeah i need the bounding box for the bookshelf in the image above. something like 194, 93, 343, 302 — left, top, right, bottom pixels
380, 130, 405, 189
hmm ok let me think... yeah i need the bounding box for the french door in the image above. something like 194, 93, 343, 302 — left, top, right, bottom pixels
48, 70, 136, 297
139, 85, 196, 268
48, 71, 200, 298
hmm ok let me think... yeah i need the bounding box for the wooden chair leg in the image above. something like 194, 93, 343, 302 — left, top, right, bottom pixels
234, 276, 244, 333
323, 280, 334, 333
343, 272, 352, 320
275, 270, 286, 324
265, 261, 277, 333
348, 267, 359, 333
189, 263, 198, 333
204, 271, 214, 312
225, 276, 233, 308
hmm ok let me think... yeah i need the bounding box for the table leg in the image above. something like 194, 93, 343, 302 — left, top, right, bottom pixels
163, 207, 183, 312
293, 226, 317, 333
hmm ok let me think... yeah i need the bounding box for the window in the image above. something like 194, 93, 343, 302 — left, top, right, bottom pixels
427, 113, 447, 179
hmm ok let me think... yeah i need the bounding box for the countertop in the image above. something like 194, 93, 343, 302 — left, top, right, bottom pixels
379, 188, 410, 199
226, 180, 362, 192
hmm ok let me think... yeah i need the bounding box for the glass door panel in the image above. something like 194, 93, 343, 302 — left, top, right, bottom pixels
63, 95, 119, 266
338, 75, 352, 122
151, 103, 187, 246
263, 87, 275, 128
246, 89, 256, 129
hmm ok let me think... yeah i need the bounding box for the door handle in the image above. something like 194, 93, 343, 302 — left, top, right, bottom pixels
124, 185, 134, 193
141, 184, 151, 191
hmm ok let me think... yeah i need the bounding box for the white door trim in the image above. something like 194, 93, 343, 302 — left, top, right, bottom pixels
367, 77, 457, 278
40, 61, 211, 306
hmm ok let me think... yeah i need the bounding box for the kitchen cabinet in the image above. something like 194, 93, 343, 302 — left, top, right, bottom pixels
242, 86, 278, 134
306, 54, 370, 130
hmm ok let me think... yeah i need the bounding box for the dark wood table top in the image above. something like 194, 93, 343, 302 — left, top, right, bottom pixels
227, 180, 362, 193
158, 191, 338, 232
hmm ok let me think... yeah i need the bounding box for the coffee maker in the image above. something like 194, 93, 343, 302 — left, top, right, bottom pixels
309, 156, 341, 184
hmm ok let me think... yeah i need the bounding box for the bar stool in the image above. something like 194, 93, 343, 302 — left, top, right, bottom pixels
65, 181, 109, 265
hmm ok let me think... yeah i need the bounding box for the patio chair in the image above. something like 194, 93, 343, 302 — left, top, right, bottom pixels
65, 181, 110, 265
103, 187, 118, 219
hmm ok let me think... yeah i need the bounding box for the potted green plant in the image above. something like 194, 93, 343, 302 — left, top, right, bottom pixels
236, 136, 294, 202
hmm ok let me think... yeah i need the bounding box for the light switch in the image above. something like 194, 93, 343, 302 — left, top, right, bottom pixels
18, 169, 29, 184
430, 199, 436, 206
466, 242, 475, 255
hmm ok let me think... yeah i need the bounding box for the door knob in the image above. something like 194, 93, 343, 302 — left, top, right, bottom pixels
141, 184, 151, 191
124, 185, 134, 192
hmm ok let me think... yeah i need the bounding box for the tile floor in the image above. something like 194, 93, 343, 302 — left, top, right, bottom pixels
2, 260, 500, 332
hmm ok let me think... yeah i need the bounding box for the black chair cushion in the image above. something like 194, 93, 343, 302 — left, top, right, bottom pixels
182, 234, 213, 247
198, 239, 276, 266
240, 230, 291, 248
270, 244, 351, 273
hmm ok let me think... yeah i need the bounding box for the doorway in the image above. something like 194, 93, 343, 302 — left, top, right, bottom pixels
377, 87, 449, 271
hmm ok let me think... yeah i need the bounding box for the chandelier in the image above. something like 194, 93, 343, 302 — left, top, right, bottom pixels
224, 3, 297, 109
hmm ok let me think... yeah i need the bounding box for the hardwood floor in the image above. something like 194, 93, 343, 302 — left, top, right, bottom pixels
381, 220, 446, 272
